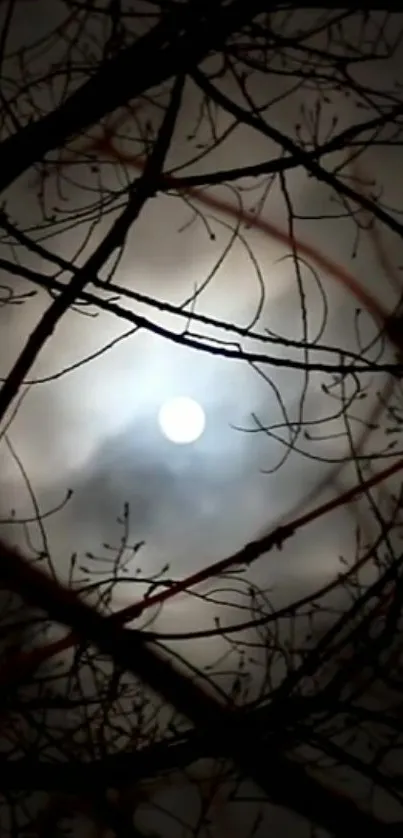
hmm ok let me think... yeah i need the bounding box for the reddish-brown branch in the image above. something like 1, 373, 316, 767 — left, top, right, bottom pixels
0, 538, 400, 838
4, 108, 403, 688
58, 114, 395, 333
3, 448, 403, 689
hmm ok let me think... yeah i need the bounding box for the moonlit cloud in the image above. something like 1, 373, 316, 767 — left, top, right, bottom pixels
0, 2, 400, 665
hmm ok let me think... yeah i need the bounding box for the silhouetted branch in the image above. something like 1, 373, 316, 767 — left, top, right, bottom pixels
0, 536, 399, 837
0, 0, 270, 193
0, 71, 185, 423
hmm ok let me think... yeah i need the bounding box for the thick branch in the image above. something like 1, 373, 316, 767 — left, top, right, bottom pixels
0, 538, 399, 838
0, 72, 185, 423
0, 0, 269, 193
0, 256, 401, 376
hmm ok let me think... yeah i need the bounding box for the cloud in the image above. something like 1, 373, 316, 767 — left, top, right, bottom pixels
0, 4, 399, 673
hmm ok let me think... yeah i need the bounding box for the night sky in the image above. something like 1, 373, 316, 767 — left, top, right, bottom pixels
1, 4, 403, 835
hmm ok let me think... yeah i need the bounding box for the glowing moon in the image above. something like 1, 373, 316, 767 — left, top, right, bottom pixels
158, 397, 206, 444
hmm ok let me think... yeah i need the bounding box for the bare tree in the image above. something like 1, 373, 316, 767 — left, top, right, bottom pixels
1, 3, 403, 837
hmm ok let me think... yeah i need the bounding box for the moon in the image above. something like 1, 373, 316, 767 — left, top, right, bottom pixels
158, 397, 206, 444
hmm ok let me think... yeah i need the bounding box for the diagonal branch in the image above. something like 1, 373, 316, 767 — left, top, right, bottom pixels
0, 537, 399, 838
0, 71, 185, 423
191, 68, 403, 240
2, 254, 400, 375
0, 0, 269, 194
166, 100, 403, 190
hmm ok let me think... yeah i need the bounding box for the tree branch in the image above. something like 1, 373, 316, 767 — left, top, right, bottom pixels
0, 71, 185, 423
0, 537, 400, 837
0, 0, 269, 193
191, 67, 403, 240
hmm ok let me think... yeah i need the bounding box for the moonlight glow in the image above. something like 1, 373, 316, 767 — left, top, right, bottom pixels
158, 397, 206, 444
